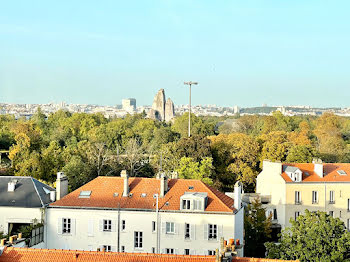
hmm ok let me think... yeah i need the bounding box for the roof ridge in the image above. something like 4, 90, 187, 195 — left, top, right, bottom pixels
30, 177, 45, 208
200, 181, 234, 212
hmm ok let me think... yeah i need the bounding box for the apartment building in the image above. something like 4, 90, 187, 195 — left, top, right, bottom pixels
0, 176, 56, 235
45, 172, 244, 256
255, 160, 350, 229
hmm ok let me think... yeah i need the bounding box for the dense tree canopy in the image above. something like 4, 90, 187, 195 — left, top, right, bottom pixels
265, 210, 350, 262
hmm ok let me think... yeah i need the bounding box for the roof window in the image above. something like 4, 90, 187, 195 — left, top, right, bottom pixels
141, 193, 147, 197
337, 170, 347, 175
113, 193, 119, 197
79, 191, 92, 198
188, 186, 194, 190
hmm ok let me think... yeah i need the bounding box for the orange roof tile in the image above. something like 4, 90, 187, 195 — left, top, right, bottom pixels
0, 248, 299, 262
50, 177, 235, 213
282, 163, 350, 183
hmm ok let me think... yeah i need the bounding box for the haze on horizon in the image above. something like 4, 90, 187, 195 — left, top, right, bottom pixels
1, 1, 349, 108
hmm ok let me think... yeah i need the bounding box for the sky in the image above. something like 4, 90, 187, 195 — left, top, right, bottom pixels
1, 0, 350, 107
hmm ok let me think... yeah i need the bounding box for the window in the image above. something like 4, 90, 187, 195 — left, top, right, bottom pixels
63, 218, 71, 234
166, 248, 174, 254
79, 191, 91, 198
295, 211, 300, 220
103, 245, 111, 252
185, 223, 190, 239
208, 224, 217, 240
182, 199, 191, 210
312, 191, 318, 204
166, 222, 175, 234
295, 191, 301, 204
208, 250, 216, 256
152, 247, 155, 253
103, 220, 112, 232
122, 220, 126, 231
330, 191, 335, 204
348, 219, 350, 230
152, 221, 156, 232
340, 211, 342, 218
121, 246, 125, 252
134, 231, 143, 249
273, 209, 278, 220
348, 199, 350, 211
193, 200, 202, 210
329, 211, 334, 217
184, 249, 190, 255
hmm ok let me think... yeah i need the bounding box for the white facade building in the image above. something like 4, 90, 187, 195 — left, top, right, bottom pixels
46, 173, 244, 256
0, 176, 56, 235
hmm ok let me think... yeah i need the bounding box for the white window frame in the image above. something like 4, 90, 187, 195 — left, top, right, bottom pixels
295, 211, 300, 220
184, 249, 190, 255
329, 211, 334, 217
152, 221, 156, 232
208, 250, 216, 256
166, 248, 175, 254
103, 245, 111, 252
121, 220, 126, 231
134, 231, 143, 249
348, 199, 350, 211
330, 190, 335, 204
208, 224, 217, 240
166, 222, 175, 234
185, 223, 190, 239
295, 191, 301, 204
182, 199, 191, 210
312, 191, 318, 204
62, 218, 71, 234
121, 246, 125, 252
103, 219, 112, 232
348, 219, 350, 230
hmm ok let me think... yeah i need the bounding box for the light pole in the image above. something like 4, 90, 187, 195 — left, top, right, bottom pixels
184, 81, 198, 137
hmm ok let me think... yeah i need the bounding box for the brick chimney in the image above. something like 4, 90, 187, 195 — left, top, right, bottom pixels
56, 172, 68, 201
121, 170, 129, 197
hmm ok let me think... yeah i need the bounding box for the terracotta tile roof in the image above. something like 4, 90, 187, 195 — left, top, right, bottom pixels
0, 248, 299, 262
281, 163, 350, 183
50, 177, 235, 213
0, 247, 215, 262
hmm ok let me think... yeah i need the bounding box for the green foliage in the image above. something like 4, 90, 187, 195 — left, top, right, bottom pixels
176, 157, 214, 185
265, 210, 350, 262
172, 113, 215, 138
244, 198, 272, 258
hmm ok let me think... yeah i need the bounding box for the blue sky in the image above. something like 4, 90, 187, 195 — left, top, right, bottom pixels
1, 0, 349, 107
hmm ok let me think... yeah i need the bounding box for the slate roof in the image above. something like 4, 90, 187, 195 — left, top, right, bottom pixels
0, 176, 55, 208
50, 177, 235, 213
0, 247, 299, 262
281, 163, 350, 183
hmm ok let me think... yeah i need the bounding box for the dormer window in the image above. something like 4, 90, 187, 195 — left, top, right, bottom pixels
182, 200, 191, 210
180, 192, 207, 212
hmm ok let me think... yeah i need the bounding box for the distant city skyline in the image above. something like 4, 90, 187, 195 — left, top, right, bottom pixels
1, 1, 350, 108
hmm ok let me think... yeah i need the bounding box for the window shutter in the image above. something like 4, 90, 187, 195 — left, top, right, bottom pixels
203, 224, 208, 240
57, 218, 62, 235
88, 219, 94, 237
175, 223, 179, 235
71, 219, 76, 235
111, 220, 116, 232
99, 220, 103, 232
162, 248, 165, 254
175, 248, 178, 254
218, 225, 223, 241
161, 222, 166, 234
191, 224, 196, 240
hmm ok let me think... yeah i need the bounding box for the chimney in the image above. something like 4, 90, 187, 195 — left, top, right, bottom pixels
121, 170, 129, 197
50, 191, 56, 202
313, 159, 323, 178
234, 181, 243, 210
8, 180, 17, 192
160, 173, 167, 198
56, 172, 68, 201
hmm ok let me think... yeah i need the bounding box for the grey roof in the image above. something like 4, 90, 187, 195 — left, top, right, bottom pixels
284, 166, 299, 173
0, 176, 55, 208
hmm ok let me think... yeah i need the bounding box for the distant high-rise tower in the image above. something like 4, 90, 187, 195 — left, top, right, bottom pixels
148, 89, 175, 122
122, 98, 136, 113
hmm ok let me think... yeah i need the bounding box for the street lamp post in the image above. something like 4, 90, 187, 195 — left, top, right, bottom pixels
184, 81, 198, 137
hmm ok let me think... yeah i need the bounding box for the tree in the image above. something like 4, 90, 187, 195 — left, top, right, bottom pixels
286, 145, 315, 163
259, 131, 291, 164
175, 157, 214, 185
175, 135, 212, 162
265, 210, 350, 261
123, 138, 146, 176
244, 198, 272, 258
172, 113, 215, 138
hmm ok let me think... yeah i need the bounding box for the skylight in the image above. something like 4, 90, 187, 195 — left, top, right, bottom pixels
79, 191, 92, 198
141, 193, 147, 197
188, 186, 194, 190
337, 170, 347, 175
